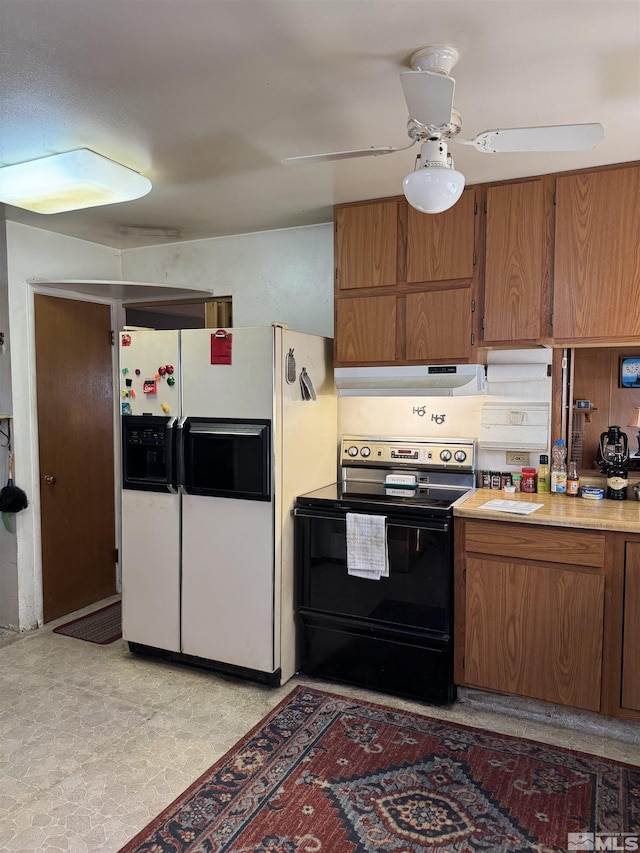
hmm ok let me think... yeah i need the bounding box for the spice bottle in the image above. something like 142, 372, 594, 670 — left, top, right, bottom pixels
567, 459, 580, 496
521, 467, 537, 493
536, 454, 550, 493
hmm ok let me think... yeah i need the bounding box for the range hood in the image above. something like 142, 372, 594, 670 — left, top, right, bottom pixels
334, 364, 486, 397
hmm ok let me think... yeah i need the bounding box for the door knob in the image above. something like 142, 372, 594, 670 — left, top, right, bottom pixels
43, 474, 57, 485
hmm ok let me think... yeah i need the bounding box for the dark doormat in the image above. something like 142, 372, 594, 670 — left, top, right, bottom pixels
52, 600, 122, 644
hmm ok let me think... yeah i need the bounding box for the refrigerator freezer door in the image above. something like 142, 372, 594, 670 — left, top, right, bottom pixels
119, 330, 180, 417
180, 493, 275, 673
121, 489, 181, 651
180, 327, 274, 419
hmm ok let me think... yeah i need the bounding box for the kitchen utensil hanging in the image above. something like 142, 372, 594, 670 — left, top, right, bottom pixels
286, 348, 297, 384
300, 368, 316, 401
0, 451, 28, 513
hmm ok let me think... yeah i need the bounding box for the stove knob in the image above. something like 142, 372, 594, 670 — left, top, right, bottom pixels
440, 449, 452, 462
454, 450, 467, 463
347, 445, 359, 457
360, 446, 371, 458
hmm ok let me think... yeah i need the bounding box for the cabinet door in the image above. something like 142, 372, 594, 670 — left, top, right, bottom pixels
335, 201, 398, 290
553, 166, 640, 341
465, 557, 604, 711
335, 294, 397, 364
483, 178, 550, 344
622, 542, 640, 711
406, 288, 473, 362
406, 188, 476, 284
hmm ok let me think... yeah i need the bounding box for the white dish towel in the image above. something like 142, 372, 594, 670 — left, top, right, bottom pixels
346, 513, 389, 580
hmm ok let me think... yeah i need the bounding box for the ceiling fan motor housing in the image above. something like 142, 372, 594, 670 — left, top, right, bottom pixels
419, 139, 452, 167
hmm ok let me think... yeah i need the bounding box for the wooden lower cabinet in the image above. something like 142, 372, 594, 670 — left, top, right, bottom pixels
456, 520, 607, 713
465, 556, 604, 711
622, 541, 640, 712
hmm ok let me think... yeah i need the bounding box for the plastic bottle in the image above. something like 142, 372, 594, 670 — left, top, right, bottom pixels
536, 454, 550, 493
550, 439, 567, 494
606, 446, 628, 500
567, 459, 580, 496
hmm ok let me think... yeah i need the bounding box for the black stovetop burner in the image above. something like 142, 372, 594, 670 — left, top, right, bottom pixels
296, 480, 469, 516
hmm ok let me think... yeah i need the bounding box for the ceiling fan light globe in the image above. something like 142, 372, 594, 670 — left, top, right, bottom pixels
403, 166, 465, 214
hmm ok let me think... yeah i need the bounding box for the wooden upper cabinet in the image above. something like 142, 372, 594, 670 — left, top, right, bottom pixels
335, 294, 397, 364
553, 165, 640, 342
335, 200, 399, 290
406, 288, 473, 362
482, 177, 552, 345
406, 187, 476, 284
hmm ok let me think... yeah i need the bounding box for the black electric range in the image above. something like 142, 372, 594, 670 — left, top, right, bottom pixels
294, 435, 476, 705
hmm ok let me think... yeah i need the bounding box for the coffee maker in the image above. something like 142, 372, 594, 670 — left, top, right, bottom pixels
596, 425, 629, 474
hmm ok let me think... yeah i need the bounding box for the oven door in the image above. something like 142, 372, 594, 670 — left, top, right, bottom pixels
179, 418, 271, 500
295, 506, 452, 637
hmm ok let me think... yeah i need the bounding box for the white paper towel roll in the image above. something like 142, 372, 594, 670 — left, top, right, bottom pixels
486, 363, 549, 382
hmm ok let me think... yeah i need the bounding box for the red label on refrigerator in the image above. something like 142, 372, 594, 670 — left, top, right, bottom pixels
211, 330, 232, 365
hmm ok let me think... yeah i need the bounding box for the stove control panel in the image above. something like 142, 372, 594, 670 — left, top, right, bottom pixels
341, 436, 475, 471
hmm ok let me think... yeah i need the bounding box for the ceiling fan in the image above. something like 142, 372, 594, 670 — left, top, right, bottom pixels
282, 45, 604, 213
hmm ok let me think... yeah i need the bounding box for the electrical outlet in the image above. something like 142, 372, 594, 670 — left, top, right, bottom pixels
506, 451, 530, 466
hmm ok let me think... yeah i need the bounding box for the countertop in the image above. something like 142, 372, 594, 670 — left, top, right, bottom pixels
453, 487, 640, 532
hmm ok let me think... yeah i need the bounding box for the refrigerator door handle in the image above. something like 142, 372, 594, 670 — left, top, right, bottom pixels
166, 417, 178, 493
188, 424, 266, 437
176, 416, 187, 488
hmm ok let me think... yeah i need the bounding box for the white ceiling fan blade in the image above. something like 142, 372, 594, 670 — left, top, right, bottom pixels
399, 69, 455, 128
459, 123, 604, 153
282, 141, 415, 165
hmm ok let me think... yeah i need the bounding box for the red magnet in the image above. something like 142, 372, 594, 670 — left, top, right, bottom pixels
166, 364, 174, 375
121, 333, 132, 347
158, 365, 167, 376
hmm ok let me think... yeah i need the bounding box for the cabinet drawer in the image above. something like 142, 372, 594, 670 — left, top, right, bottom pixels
465, 520, 605, 568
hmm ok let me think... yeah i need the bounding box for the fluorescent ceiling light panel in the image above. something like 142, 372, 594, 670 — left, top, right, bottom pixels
0, 149, 152, 214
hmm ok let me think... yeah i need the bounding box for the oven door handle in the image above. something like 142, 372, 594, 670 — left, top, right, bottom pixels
294, 506, 449, 532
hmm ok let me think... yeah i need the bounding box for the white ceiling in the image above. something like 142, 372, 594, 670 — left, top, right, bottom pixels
1, 0, 639, 249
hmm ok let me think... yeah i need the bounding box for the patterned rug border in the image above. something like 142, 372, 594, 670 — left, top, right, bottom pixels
52, 600, 122, 645
118, 683, 638, 852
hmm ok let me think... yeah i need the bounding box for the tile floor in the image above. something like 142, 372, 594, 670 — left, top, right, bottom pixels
1, 596, 639, 853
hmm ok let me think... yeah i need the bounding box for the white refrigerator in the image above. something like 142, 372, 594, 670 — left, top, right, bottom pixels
119, 324, 337, 685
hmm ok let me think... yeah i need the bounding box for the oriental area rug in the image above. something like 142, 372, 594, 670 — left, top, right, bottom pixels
119, 685, 639, 853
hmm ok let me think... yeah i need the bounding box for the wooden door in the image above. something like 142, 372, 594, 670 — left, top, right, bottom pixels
483, 178, 551, 344
553, 165, 640, 342
622, 542, 640, 711
335, 200, 399, 290
406, 188, 476, 284
35, 295, 116, 622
